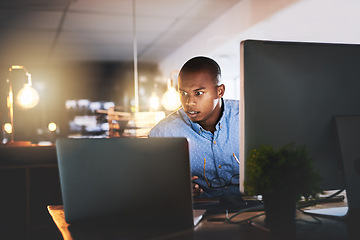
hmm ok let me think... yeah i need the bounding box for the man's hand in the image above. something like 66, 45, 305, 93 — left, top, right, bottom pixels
191, 176, 203, 197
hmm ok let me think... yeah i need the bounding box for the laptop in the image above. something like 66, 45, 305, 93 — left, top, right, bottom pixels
56, 137, 199, 233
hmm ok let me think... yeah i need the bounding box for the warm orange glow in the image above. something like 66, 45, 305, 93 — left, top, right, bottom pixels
4, 123, 12, 134
11, 65, 24, 70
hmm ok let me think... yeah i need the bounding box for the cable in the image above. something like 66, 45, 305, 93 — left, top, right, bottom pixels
206, 204, 264, 223
325, 189, 345, 199
206, 203, 323, 234
226, 204, 265, 223
298, 189, 346, 209
297, 208, 322, 224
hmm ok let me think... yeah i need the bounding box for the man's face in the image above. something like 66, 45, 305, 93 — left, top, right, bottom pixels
178, 71, 224, 126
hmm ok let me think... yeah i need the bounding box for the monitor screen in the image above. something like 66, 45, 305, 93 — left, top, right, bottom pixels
240, 40, 360, 193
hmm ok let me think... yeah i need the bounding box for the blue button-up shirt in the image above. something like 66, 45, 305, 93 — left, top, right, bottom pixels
148, 99, 240, 198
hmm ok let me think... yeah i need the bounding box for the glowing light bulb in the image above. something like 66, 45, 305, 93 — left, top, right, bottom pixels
161, 87, 181, 111
16, 84, 39, 109
48, 122, 57, 132
4, 123, 12, 134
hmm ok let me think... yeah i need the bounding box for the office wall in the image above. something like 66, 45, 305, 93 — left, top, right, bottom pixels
159, 0, 360, 100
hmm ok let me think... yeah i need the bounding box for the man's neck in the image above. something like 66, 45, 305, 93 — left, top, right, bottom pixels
200, 99, 224, 134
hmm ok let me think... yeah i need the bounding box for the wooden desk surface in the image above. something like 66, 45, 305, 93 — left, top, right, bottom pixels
48, 201, 357, 240
47, 206, 71, 240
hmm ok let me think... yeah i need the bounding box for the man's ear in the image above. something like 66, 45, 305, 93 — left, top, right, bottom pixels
217, 84, 225, 98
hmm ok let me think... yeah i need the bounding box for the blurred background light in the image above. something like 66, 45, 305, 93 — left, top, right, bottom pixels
149, 92, 160, 110
48, 122, 57, 132
4, 123, 12, 134
103, 102, 115, 110
65, 100, 77, 110
77, 99, 90, 109
101, 122, 109, 131
89, 101, 102, 112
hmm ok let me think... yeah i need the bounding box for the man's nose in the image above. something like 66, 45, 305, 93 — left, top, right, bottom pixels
186, 96, 196, 106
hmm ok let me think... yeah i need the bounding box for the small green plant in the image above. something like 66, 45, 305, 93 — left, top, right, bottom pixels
244, 142, 322, 201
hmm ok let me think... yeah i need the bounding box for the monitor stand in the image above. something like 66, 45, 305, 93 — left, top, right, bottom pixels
334, 115, 360, 221
303, 116, 360, 220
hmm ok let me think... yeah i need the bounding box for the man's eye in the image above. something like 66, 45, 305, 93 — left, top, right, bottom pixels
195, 91, 204, 96
180, 91, 187, 96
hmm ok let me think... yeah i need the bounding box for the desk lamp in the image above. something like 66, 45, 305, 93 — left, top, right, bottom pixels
5, 65, 39, 146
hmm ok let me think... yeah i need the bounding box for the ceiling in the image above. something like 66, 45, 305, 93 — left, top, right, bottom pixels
0, 0, 241, 66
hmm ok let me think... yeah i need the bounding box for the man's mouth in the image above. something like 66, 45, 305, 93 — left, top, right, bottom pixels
186, 110, 200, 117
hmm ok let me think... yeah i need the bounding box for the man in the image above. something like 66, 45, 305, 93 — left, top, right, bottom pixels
149, 56, 240, 198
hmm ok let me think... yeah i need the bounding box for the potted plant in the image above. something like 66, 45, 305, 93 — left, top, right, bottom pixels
244, 142, 322, 235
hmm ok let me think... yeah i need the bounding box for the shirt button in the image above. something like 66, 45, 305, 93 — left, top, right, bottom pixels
213, 140, 216, 144
218, 165, 222, 169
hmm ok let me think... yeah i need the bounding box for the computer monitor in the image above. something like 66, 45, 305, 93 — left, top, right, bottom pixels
240, 39, 360, 194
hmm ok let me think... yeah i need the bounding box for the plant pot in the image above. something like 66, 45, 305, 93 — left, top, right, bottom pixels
263, 194, 297, 236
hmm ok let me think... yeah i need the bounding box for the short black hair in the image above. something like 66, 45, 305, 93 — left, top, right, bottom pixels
179, 56, 221, 85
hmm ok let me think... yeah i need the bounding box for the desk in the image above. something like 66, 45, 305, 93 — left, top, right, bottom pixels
48, 200, 357, 240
